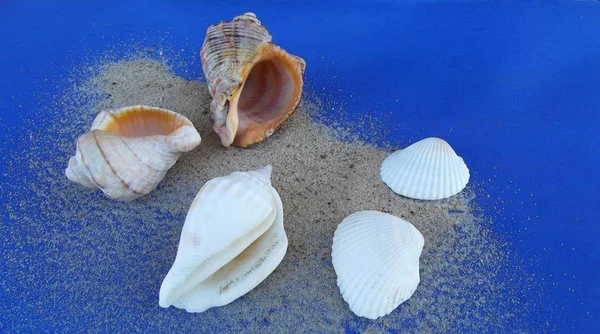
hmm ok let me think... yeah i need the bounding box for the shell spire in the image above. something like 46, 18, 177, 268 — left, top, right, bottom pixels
246, 165, 273, 185
200, 12, 306, 148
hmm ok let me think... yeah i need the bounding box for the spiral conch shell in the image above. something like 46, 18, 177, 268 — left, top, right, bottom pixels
200, 12, 306, 147
159, 165, 288, 313
65, 105, 201, 201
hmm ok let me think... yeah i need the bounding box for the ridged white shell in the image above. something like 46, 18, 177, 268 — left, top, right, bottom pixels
380, 137, 470, 200
65, 105, 201, 201
331, 210, 425, 320
200, 12, 306, 148
159, 166, 288, 313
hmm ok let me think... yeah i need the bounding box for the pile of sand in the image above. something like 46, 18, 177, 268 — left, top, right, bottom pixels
3, 58, 535, 332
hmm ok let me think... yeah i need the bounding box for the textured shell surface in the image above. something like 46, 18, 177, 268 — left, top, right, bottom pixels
65, 105, 201, 201
168, 186, 287, 312
159, 166, 288, 313
200, 12, 306, 148
331, 210, 425, 320
380, 137, 470, 200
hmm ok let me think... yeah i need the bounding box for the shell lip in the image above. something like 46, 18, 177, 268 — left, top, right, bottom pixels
220, 44, 306, 148
158, 201, 277, 308
180, 185, 287, 313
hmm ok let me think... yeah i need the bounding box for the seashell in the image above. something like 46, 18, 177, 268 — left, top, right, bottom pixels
331, 210, 425, 320
65, 105, 201, 201
200, 12, 306, 148
159, 165, 288, 313
380, 137, 470, 200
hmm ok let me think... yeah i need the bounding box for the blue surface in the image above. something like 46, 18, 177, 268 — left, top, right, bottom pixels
1, 1, 599, 332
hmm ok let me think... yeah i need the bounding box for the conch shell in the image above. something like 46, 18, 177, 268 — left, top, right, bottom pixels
159, 165, 288, 313
200, 12, 306, 147
65, 105, 201, 201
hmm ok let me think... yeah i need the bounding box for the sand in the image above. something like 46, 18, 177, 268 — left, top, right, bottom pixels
1, 58, 537, 332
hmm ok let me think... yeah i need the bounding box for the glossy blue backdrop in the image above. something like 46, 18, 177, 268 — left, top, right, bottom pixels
1, 1, 599, 332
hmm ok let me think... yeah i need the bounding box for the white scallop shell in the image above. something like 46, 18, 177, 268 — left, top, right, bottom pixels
159, 166, 288, 313
380, 137, 470, 200
331, 210, 425, 320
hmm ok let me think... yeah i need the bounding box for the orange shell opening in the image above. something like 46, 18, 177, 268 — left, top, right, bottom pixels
99, 106, 189, 137
229, 44, 305, 147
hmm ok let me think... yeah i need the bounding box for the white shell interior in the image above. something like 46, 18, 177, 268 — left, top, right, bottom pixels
159, 166, 288, 313
331, 210, 425, 320
380, 137, 470, 200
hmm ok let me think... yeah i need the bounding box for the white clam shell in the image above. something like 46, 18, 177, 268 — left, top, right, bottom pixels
331, 210, 425, 320
65, 105, 201, 201
380, 137, 470, 200
159, 166, 288, 313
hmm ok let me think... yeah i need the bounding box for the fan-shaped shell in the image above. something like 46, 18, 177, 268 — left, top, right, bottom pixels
159, 166, 288, 313
200, 12, 306, 148
380, 137, 470, 200
331, 210, 425, 320
65, 105, 201, 201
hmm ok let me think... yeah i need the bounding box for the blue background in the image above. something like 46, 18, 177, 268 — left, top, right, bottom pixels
1, 0, 599, 332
